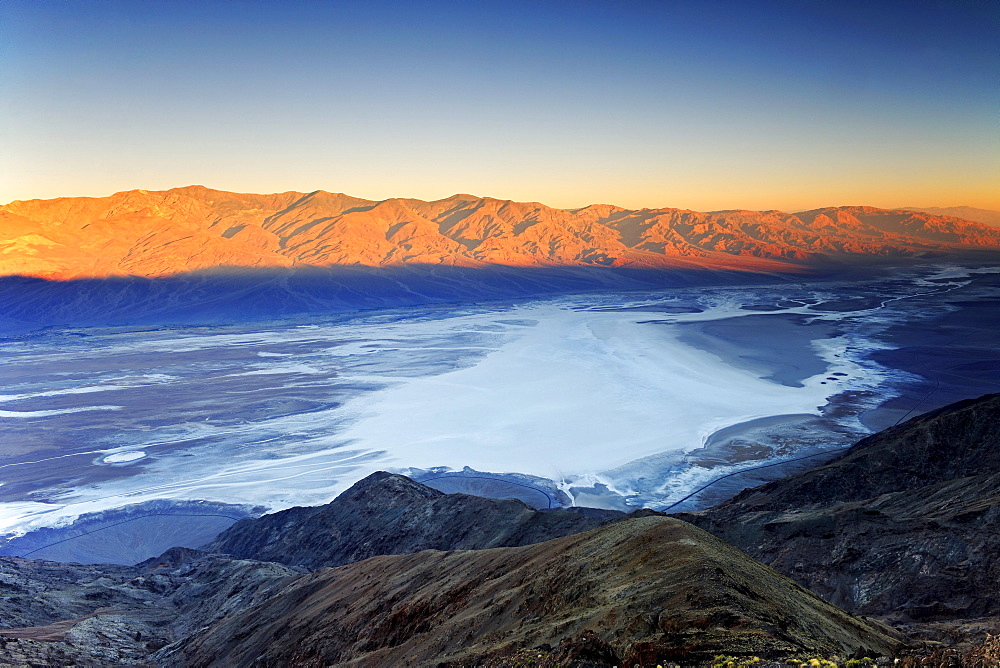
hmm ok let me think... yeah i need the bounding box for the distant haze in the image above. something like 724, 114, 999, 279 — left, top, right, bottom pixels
2, 1, 998, 211
901, 207, 1000, 228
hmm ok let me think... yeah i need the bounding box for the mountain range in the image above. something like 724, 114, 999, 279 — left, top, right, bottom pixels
3, 186, 1000, 280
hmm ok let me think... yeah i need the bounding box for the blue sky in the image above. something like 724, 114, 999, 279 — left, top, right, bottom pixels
2, 0, 997, 210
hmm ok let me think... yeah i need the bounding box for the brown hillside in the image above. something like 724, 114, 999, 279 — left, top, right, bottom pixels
170, 516, 898, 666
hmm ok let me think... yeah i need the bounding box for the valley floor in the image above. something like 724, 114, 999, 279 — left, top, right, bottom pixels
0, 264, 998, 563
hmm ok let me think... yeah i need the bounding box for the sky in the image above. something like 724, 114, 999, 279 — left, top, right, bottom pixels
2, 0, 998, 212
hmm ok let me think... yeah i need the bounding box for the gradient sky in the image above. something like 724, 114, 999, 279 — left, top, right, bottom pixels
2, 0, 998, 211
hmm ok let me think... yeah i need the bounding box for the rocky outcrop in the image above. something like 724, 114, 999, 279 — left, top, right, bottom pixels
682, 394, 1000, 621
3, 186, 999, 279
0, 549, 300, 666
205, 471, 637, 569
0, 557, 143, 630
167, 516, 898, 667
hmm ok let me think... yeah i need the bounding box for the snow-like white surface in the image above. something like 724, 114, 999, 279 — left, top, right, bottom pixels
0, 405, 122, 418
102, 451, 146, 463
336, 304, 835, 480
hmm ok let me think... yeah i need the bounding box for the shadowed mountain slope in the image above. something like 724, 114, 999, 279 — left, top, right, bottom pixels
205, 471, 636, 569
3, 186, 999, 279
170, 516, 898, 667
682, 394, 1000, 621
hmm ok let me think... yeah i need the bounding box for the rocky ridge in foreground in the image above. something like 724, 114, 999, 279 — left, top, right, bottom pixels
172, 516, 897, 667
682, 393, 1000, 624
0, 476, 898, 666
0, 515, 899, 667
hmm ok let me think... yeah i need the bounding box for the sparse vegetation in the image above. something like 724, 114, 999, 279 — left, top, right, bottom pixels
710, 655, 763, 667
844, 659, 876, 668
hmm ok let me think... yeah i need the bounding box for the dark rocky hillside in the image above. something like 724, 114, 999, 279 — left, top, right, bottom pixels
0, 475, 899, 666
681, 393, 1000, 621
166, 516, 898, 667
204, 470, 637, 569
0, 549, 299, 665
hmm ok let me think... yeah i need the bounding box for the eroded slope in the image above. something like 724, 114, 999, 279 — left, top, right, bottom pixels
684, 394, 1000, 620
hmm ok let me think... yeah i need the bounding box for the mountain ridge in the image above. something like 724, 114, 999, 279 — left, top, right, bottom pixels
204, 470, 642, 570
172, 516, 898, 667
3, 186, 999, 280
681, 393, 1000, 623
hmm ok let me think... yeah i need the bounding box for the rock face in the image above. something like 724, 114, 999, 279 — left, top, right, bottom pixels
205, 470, 635, 569
0, 549, 300, 666
2, 185, 999, 279
683, 394, 1000, 621
170, 517, 898, 667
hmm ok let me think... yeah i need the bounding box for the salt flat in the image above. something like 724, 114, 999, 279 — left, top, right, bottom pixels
335, 301, 845, 493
